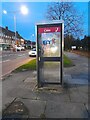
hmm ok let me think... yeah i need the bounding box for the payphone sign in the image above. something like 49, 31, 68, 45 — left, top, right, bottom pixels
38, 26, 61, 33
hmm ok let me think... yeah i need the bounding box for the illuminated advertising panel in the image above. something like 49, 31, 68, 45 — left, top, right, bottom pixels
38, 26, 61, 57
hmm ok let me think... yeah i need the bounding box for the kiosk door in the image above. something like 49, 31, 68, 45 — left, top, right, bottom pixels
36, 22, 64, 87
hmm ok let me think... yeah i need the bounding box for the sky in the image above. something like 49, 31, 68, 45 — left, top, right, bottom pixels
0, 1, 88, 41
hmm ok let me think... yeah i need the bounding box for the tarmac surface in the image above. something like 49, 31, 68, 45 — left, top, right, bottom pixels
1, 52, 89, 119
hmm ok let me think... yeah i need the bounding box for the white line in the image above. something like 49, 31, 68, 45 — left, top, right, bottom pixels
0, 59, 10, 63
3, 54, 12, 57
18, 54, 25, 57
18, 55, 23, 57
3, 60, 10, 62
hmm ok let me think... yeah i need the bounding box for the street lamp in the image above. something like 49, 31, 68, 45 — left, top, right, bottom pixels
30, 34, 34, 49
3, 5, 28, 49
20, 5, 28, 15
3, 10, 7, 14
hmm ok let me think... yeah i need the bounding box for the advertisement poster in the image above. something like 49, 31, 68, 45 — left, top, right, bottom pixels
38, 26, 61, 57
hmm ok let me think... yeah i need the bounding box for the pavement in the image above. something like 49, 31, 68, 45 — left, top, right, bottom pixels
1, 52, 89, 119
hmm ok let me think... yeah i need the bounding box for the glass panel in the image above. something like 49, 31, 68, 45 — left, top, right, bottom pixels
39, 62, 44, 83
38, 26, 61, 57
41, 33, 61, 57
38, 25, 61, 84
43, 62, 60, 83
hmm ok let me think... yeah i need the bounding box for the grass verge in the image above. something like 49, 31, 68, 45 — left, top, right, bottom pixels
14, 55, 74, 72
63, 54, 74, 67
13, 58, 36, 72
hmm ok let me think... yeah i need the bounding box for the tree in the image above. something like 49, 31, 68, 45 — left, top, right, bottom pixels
75, 38, 82, 50
81, 35, 89, 51
64, 34, 76, 50
46, 2, 84, 38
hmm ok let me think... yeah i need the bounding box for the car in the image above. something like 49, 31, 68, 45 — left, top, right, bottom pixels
15, 45, 25, 51
20, 46, 25, 51
16, 46, 22, 51
28, 48, 37, 57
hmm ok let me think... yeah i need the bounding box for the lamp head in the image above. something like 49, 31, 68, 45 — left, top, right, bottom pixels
20, 5, 28, 15
3, 10, 7, 14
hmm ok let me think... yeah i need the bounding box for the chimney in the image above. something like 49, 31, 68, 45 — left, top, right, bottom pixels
6, 26, 8, 30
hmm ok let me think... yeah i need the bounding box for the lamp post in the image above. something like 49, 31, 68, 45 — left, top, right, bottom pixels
14, 15, 16, 46
3, 5, 28, 49
30, 34, 34, 49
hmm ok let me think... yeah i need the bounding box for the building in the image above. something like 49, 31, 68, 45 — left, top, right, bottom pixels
25, 40, 36, 49
0, 26, 25, 51
31, 41, 36, 48
24, 40, 31, 49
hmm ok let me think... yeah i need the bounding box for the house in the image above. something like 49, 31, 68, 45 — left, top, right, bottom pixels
25, 40, 36, 49
0, 26, 25, 50
24, 40, 31, 49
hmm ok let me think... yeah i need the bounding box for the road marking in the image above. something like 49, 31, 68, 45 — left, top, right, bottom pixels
0, 59, 10, 63
18, 55, 23, 57
2, 54, 18, 57
1, 53, 26, 58
3, 60, 10, 62
18, 54, 25, 57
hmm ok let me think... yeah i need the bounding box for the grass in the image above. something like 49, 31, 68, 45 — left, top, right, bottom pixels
14, 58, 36, 72
14, 55, 74, 72
63, 54, 74, 67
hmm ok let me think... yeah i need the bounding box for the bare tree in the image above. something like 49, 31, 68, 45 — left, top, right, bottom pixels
46, 2, 84, 38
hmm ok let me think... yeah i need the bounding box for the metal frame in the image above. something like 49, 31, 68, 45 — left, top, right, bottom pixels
36, 20, 64, 87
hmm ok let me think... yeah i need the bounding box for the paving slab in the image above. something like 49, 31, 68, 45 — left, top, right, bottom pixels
2, 97, 16, 111
69, 78, 88, 85
23, 77, 37, 91
2, 101, 29, 119
6, 87, 37, 100
16, 98, 46, 118
35, 91, 70, 103
68, 86, 88, 103
71, 73, 88, 79
77, 85, 88, 93
45, 101, 88, 118
64, 74, 88, 85
63, 74, 72, 83
2, 71, 31, 82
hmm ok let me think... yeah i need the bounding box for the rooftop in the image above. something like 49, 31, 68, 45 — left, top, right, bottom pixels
0, 26, 24, 39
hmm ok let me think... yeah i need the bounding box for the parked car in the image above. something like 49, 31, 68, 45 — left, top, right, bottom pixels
15, 45, 25, 51
28, 48, 36, 57
20, 46, 25, 51
16, 46, 22, 51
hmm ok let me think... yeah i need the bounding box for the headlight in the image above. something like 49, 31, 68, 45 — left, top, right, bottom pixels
29, 51, 31, 54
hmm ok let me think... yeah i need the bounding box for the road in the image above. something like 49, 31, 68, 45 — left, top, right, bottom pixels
0, 50, 34, 77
